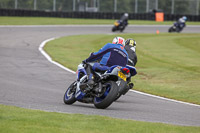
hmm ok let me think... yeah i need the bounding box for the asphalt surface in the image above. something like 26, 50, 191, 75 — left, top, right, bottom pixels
0, 25, 200, 127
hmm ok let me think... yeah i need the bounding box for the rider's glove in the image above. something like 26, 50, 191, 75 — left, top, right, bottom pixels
82, 60, 87, 64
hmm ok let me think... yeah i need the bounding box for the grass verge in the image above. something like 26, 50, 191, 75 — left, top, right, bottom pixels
44, 33, 200, 105
1, 104, 200, 133
0, 16, 200, 25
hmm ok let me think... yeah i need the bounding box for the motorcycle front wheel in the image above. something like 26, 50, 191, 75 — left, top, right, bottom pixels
168, 27, 173, 32
112, 26, 117, 32
63, 81, 77, 105
94, 81, 119, 109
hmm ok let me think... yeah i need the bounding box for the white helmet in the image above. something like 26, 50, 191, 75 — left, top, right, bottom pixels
124, 13, 129, 17
112, 37, 125, 46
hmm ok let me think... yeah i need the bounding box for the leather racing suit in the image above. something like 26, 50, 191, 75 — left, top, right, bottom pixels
84, 43, 128, 73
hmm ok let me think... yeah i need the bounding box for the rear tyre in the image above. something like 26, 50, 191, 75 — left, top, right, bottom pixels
114, 93, 122, 101
94, 81, 119, 109
120, 27, 125, 32
63, 82, 77, 104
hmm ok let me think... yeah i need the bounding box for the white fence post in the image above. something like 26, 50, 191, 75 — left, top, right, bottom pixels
53, 0, 56, 11
171, 0, 174, 14
135, 0, 138, 13
97, 0, 100, 11
114, 0, 117, 12
73, 0, 76, 11
15, 0, 18, 9
155, 0, 158, 10
197, 0, 199, 15
34, 0, 37, 10
146, 0, 149, 13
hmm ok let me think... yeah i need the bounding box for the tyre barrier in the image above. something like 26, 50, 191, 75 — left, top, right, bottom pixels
0, 8, 199, 21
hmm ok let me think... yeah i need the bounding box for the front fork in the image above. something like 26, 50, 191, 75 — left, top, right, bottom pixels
75, 72, 87, 99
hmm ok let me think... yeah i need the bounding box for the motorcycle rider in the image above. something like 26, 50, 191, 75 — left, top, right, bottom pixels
80, 37, 128, 89
178, 16, 187, 25
120, 13, 129, 27
176, 16, 187, 32
112, 13, 129, 32
125, 39, 137, 67
120, 38, 137, 94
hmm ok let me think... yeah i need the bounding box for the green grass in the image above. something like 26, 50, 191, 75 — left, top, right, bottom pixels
0, 16, 200, 25
1, 104, 200, 133
44, 33, 200, 105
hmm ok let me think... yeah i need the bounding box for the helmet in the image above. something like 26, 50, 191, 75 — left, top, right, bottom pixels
124, 13, 129, 17
112, 37, 125, 46
125, 39, 136, 47
182, 16, 187, 21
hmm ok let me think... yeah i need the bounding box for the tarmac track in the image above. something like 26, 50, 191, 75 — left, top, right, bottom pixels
0, 25, 200, 127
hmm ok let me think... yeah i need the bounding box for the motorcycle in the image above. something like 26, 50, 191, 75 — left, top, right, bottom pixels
168, 22, 186, 33
115, 65, 137, 101
64, 62, 131, 109
112, 20, 127, 32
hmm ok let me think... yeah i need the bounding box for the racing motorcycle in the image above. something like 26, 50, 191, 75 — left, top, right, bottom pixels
168, 22, 186, 33
115, 65, 137, 101
64, 62, 129, 109
112, 20, 127, 32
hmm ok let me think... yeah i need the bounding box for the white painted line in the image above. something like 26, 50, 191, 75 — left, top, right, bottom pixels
38, 37, 76, 74
39, 38, 200, 107
130, 90, 200, 107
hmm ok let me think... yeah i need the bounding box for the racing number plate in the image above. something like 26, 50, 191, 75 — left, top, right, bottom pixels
118, 71, 126, 81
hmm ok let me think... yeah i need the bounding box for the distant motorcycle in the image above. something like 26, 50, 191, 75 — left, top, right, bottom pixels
168, 22, 186, 33
64, 62, 131, 109
112, 20, 128, 32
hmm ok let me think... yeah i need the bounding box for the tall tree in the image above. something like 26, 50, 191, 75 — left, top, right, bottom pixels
0, 0, 15, 9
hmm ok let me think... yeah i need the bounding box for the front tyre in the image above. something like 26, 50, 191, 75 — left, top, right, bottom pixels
94, 81, 119, 109
112, 26, 117, 32
168, 27, 173, 32
63, 82, 77, 104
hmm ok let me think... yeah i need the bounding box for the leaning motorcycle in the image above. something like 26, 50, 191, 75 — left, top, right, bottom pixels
112, 20, 127, 32
168, 22, 186, 33
64, 62, 126, 109
114, 65, 137, 101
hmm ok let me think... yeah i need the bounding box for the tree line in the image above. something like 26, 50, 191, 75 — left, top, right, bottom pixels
0, 0, 199, 15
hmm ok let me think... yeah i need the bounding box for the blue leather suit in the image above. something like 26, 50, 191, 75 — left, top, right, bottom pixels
85, 43, 128, 71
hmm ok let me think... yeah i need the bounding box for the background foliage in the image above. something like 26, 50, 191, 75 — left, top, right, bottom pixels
0, 0, 199, 15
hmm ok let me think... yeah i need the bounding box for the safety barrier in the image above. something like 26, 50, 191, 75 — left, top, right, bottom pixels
0, 8, 199, 21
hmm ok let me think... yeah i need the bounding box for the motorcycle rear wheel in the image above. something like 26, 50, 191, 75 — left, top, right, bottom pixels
94, 81, 119, 109
120, 26, 125, 32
